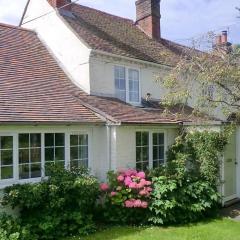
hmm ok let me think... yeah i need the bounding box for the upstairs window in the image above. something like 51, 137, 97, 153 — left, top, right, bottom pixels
114, 66, 140, 104
115, 66, 126, 101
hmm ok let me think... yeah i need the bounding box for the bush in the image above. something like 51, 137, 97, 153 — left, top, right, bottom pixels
148, 130, 227, 225
1, 166, 99, 240
98, 169, 152, 224
0, 214, 32, 240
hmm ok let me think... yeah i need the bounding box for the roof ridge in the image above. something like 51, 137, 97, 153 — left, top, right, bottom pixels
0, 22, 36, 34
72, 3, 134, 23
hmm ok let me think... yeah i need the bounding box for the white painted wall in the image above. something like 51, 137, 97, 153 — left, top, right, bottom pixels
22, 0, 92, 93
114, 125, 179, 170
89, 55, 170, 100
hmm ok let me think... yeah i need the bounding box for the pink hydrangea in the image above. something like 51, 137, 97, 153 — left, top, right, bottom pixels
137, 171, 145, 179
124, 169, 137, 177
125, 200, 134, 208
129, 182, 137, 189
145, 181, 152, 186
141, 201, 148, 209
124, 176, 132, 186
117, 175, 124, 182
139, 189, 147, 196
133, 199, 142, 208
100, 183, 109, 191
146, 187, 153, 192
110, 191, 117, 197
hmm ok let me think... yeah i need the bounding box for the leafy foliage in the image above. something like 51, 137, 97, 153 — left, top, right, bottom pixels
1, 166, 99, 240
148, 130, 228, 225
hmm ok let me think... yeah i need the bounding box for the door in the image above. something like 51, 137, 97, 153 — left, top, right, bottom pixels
224, 132, 237, 201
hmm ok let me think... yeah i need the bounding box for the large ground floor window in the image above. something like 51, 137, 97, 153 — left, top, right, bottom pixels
0, 132, 89, 185
136, 131, 165, 171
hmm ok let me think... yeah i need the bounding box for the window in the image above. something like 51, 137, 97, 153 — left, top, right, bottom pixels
129, 69, 140, 103
70, 134, 88, 168
45, 133, 65, 170
114, 66, 140, 103
19, 134, 41, 179
152, 133, 165, 168
115, 66, 126, 101
0, 136, 13, 180
136, 132, 149, 171
136, 132, 165, 171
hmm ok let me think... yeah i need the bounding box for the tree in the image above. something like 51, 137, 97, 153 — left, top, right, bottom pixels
159, 33, 240, 119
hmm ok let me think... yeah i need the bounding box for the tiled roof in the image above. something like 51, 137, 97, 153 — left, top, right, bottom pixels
0, 23, 103, 124
60, 4, 193, 66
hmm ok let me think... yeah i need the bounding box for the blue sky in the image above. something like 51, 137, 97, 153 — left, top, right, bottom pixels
0, 0, 239, 46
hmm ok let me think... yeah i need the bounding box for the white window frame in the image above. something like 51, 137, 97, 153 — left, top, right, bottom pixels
0, 130, 91, 189
136, 130, 167, 170
114, 65, 141, 105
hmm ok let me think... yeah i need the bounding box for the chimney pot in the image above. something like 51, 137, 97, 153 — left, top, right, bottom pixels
221, 30, 228, 44
135, 0, 161, 39
48, 0, 72, 11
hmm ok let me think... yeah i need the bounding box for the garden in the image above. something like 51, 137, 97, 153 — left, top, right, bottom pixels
0, 130, 239, 240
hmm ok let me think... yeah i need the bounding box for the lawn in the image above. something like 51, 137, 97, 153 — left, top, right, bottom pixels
66, 218, 240, 240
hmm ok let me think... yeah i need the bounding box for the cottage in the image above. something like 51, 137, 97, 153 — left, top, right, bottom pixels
0, 0, 238, 205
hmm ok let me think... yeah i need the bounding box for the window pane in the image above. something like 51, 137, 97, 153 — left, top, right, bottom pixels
141, 146, 149, 161
136, 132, 149, 171
45, 134, 54, 147
55, 134, 65, 146
152, 133, 165, 168
55, 147, 65, 161
80, 146, 88, 159
115, 66, 126, 101
31, 164, 41, 178
70, 135, 78, 146
129, 69, 139, 102
19, 149, 29, 164
142, 133, 149, 146
79, 135, 88, 145
31, 148, 41, 163
19, 134, 29, 148
1, 166, 13, 179
19, 164, 29, 179
30, 134, 41, 148
45, 148, 54, 162
70, 147, 78, 160
1, 136, 13, 149
1, 150, 13, 166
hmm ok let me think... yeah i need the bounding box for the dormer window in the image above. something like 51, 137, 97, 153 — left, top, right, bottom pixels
114, 66, 140, 104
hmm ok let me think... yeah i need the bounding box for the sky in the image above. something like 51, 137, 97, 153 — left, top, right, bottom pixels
0, 0, 239, 47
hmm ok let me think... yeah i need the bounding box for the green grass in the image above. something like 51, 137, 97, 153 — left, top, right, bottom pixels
66, 219, 240, 240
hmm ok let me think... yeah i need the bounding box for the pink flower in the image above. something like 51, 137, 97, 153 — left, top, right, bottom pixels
145, 181, 152, 186
125, 169, 137, 177
146, 187, 153, 192
110, 191, 117, 197
137, 171, 145, 179
125, 200, 134, 208
141, 201, 148, 209
100, 183, 109, 191
117, 175, 124, 182
139, 190, 147, 196
140, 178, 146, 185
129, 182, 137, 189
124, 176, 132, 186
133, 199, 142, 208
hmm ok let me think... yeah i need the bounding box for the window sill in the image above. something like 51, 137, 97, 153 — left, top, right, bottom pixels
0, 177, 47, 190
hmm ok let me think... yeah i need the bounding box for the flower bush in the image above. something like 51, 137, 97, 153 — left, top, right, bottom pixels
98, 169, 152, 224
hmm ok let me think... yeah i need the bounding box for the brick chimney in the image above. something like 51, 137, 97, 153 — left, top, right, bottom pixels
135, 0, 161, 39
48, 0, 72, 11
214, 30, 232, 54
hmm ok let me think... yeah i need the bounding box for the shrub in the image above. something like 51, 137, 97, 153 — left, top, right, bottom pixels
1, 166, 99, 239
0, 214, 32, 240
148, 130, 227, 225
98, 169, 152, 224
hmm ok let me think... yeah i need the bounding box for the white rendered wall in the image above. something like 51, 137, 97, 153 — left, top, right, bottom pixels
89, 55, 169, 100
22, 0, 92, 93
113, 125, 179, 170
